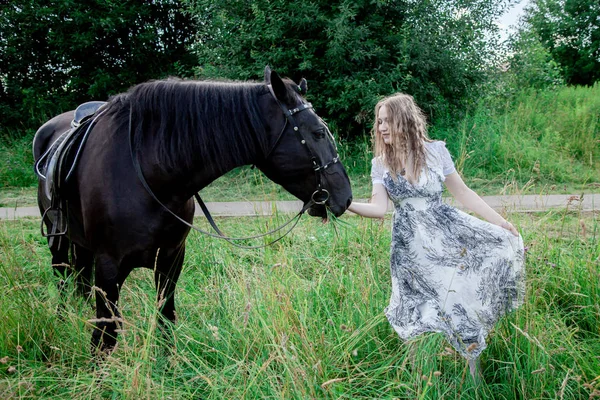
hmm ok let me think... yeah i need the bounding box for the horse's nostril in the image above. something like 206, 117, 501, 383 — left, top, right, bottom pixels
346, 197, 353, 209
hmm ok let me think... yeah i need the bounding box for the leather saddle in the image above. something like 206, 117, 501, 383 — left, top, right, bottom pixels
36, 101, 106, 241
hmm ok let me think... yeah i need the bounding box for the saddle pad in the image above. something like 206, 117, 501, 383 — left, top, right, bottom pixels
43, 130, 72, 200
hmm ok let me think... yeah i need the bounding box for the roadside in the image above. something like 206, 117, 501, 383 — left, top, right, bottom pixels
1, 193, 597, 220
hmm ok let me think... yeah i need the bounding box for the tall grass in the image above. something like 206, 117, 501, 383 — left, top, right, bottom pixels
432, 84, 600, 194
1, 209, 598, 399
0, 134, 36, 189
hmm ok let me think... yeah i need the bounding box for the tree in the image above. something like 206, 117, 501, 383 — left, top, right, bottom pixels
522, 0, 600, 85
0, 0, 197, 134
184, 0, 510, 138
505, 28, 564, 90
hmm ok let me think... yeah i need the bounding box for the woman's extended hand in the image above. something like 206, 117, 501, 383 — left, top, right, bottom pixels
500, 220, 519, 236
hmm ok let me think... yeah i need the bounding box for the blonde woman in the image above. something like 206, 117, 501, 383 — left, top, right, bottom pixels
348, 93, 525, 378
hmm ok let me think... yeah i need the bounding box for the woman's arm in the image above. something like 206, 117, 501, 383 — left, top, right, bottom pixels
347, 183, 389, 218
444, 172, 519, 236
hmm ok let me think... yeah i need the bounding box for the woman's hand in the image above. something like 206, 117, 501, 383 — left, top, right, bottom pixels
500, 220, 519, 236
347, 183, 389, 218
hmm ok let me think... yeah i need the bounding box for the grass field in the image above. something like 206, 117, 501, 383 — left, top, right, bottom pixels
1, 207, 598, 399
0, 83, 598, 398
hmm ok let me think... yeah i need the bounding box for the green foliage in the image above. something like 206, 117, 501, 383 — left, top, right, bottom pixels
185, 0, 510, 138
0, 0, 197, 135
0, 212, 599, 398
504, 29, 565, 91
433, 84, 600, 191
0, 134, 36, 188
520, 0, 600, 86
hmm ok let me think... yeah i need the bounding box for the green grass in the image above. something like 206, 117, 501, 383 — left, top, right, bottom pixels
0, 135, 36, 191
0, 209, 598, 399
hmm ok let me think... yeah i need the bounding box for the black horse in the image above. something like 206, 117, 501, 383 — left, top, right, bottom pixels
33, 67, 352, 352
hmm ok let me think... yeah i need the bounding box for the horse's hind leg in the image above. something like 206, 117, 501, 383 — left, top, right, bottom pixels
154, 245, 185, 330
91, 254, 131, 353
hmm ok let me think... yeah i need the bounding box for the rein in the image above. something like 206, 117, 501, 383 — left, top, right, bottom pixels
128, 86, 335, 249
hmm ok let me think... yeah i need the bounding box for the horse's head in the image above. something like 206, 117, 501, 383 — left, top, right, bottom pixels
257, 67, 352, 218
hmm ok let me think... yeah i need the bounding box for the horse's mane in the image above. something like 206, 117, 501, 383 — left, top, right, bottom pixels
106, 78, 274, 175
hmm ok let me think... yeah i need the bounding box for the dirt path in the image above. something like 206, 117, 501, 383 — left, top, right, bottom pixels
1, 194, 597, 220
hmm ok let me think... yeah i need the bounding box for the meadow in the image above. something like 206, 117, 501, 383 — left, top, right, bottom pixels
0, 83, 598, 398
0, 205, 598, 399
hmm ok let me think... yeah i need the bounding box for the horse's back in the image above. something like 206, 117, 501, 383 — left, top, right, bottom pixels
33, 111, 74, 161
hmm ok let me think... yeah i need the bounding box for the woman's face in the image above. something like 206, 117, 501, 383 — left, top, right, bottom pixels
377, 105, 391, 144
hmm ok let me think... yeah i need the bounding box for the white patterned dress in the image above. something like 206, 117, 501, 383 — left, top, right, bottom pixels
372, 141, 525, 360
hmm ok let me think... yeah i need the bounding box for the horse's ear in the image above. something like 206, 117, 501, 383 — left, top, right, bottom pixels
267, 68, 288, 103
264, 66, 272, 84
299, 78, 308, 95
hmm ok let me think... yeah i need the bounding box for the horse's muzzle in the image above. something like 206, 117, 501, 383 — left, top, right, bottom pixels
306, 194, 352, 218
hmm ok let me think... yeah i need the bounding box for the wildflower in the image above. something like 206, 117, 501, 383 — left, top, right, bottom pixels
208, 324, 220, 341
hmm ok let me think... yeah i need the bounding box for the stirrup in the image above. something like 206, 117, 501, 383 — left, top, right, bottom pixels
41, 207, 68, 238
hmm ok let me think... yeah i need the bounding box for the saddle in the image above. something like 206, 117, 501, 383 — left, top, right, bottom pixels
35, 101, 107, 243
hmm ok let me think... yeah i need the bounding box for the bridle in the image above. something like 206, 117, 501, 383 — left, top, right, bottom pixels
129, 84, 340, 249
263, 83, 340, 206
264, 88, 340, 195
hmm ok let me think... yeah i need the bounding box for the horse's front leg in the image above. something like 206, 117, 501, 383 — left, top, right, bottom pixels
154, 244, 185, 330
91, 254, 130, 354
72, 244, 94, 300
48, 236, 71, 296
46, 236, 73, 319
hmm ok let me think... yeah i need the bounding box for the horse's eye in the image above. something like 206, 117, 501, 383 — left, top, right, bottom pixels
313, 128, 326, 139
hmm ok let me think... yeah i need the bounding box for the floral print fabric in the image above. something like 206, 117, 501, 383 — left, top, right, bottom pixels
372, 141, 525, 359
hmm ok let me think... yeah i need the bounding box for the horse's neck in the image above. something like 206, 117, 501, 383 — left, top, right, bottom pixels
136, 91, 265, 201
144, 138, 258, 203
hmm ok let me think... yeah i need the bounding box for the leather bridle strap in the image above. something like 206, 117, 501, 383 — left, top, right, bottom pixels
194, 193, 311, 246
263, 102, 313, 160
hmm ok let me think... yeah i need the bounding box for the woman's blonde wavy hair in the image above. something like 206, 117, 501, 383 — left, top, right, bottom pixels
373, 93, 432, 182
